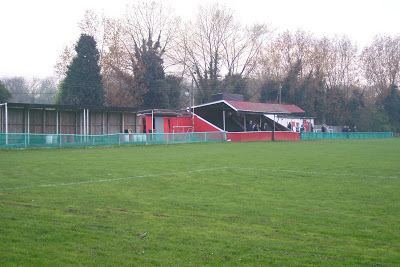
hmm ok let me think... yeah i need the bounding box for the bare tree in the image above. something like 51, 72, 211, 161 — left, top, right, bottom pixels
174, 4, 268, 102
54, 46, 75, 80
223, 23, 269, 77
179, 5, 233, 91
104, 1, 178, 107
361, 35, 400, 96
321, 36, 359, 93
2, 77, 57, 104
258, 30, 314, 81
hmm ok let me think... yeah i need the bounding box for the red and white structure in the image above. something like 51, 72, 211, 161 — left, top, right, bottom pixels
137, 93, 312, 142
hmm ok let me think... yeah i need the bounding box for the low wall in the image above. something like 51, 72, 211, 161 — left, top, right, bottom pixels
227, 131, 300, 142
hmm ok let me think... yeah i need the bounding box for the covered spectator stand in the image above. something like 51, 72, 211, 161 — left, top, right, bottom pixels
192, 93, 308, 141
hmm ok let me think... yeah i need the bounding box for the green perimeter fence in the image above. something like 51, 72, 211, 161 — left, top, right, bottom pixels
301, 132, 393, 140
0, 131, 394, 149
0, 132, 227, 149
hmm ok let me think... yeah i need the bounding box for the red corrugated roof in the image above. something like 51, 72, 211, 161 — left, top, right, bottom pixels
225, 100, 305, 114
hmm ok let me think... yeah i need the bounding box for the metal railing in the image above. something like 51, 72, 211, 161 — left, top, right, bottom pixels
0, 131, 394, 149
0, 132, 227, 149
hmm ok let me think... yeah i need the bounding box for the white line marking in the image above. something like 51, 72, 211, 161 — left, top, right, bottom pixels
0, 167, 229, 191
232, 167, 399, 179
1, 166, 397, 192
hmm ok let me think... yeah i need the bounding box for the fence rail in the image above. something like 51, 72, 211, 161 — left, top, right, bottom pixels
301, 132, 394, 140
0, 132, 227, 149
0, 131, 394, 149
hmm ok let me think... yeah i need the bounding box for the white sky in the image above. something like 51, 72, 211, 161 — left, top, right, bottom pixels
1, 0, 399, 78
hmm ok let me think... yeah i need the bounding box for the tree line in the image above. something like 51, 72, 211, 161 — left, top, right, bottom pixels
1, 2, 400, 132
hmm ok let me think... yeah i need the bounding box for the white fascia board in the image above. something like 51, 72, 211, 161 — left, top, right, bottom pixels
222, 100, 238, 111
191, 100, 238, 112
191, 100, 225, 109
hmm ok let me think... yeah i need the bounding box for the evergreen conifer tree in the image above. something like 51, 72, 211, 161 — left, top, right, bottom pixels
58, 34, 104, 106
133, 33, 169, 109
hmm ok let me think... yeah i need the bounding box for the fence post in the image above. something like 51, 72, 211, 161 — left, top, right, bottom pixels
5, 103, 8, 145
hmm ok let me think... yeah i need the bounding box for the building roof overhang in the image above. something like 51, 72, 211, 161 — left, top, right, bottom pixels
193, 100, 305, 114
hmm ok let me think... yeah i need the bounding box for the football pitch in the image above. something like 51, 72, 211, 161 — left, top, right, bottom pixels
0, 139, 399, 265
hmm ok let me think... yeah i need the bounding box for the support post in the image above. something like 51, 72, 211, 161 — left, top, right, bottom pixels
59, 111, 62, 134
272, 113, 276, 141
27, 108, 30, 145
87, 109, 90, 135
75, 111, 78, 134
23, 108, 26, 133
42, 109, 46, 134
222, 110, 226, 132
151, 109, 154, 133
0, 105, 2, 132
134, 112, 137, 133
79, 112, 82, 135
106, 112, 109, 134
102, 112, 105, 135
122, 112, 125, 133
23, 109, 27, 147
151, 109, 154, 143
192, 92, 195, 132
83, 109, 86, 136
5, 103, 8, 145
56, 110, 59, 134
56, 109, 61, 147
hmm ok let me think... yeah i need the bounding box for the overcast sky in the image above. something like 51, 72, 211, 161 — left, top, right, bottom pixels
1, 0, 399, 78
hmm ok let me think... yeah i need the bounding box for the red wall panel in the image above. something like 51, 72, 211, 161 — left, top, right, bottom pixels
169, 117, 193, 133
193, 115, 222, 132
145, 116, 152, 133
227, 131, 299, 142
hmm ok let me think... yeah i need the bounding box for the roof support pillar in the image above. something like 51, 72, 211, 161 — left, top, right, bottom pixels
272, 113, 276, 141
59, 111, 62, 134
87, 109, 90, 135
27, 108, 30, 134
27, 108, 30, 146
75, 111, 78, 134
5, 103, 8, 145
106, 112, 109, 134
151, 109, 154, 132
122, 112, 125, 133
83, 109, 86, 136
222, 110, 226, 132
56, 110, 59, 134
42, 108, 46, 134
102, 112, 105, 135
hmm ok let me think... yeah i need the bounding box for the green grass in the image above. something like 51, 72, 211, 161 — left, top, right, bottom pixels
0, 139, 399, 266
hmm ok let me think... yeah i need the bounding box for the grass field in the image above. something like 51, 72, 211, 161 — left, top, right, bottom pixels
0, 139, 399, 266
